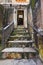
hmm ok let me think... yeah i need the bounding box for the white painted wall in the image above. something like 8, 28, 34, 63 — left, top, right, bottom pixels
24, 8, 27, 28
28, 7, 33, 25
13, 8, 17, 28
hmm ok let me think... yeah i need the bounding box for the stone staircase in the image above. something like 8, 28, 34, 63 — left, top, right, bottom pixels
2, 27, 36, 59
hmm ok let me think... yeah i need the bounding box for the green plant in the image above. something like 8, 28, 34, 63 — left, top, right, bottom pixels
11, 31, 17, 35
31, 0, 36, 9
0, 5, 4, 14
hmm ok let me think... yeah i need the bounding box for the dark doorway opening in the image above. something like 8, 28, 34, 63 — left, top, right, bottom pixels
17, 10, 24, 25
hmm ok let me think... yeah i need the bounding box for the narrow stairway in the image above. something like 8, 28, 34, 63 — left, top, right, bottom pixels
2, 27, 36, 59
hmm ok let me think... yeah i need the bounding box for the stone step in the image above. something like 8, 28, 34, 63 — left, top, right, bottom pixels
10, 35, 30, 38
12, 32, 27, 34
2, 47, 36, 53
11, 28, 28, 35
13, 29, 28, 32
7, 43, 32, 47
14, 32, 26, 34
11, 32, 29, 36
8, 40, 34, 44
9, 37, 31, 41
13, 30, 26, 33
17, 25, 24, 28
14, 28, 28, 31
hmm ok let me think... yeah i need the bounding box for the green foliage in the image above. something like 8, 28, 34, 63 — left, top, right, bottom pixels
31, 0, 36, 9
0, 5, 4, 14
11, 31, 17, 35
0, 29, 1, 45
0, 52, 2, 58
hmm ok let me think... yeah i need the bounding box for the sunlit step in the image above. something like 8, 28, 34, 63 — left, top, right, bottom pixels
2, 47, 36, 53
10, 35, 30, 38
8, 40, 34, 43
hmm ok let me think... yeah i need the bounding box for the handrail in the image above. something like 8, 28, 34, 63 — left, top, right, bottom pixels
2, 22, 14, 45
4, 22, 14, 30
28, 23, 43, 36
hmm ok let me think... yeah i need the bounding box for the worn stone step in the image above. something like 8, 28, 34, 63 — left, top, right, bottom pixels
10, 35, 30, 38
14, 28, 28, 31
13, 30, 26, 33
14, 32, 28, 34
17, 25, 24, 28
13, 31, 26, 34
8, 37, 31, 41
2, 47, 36, 53
17, 28, 27, 31
8, 40, 34, 44
14, 29, 26, 31
16, 29, 28, 31
13, 28, 28, 32
7, 43, 32, 47
11, 32, 29, 36
11, 31, 28, 35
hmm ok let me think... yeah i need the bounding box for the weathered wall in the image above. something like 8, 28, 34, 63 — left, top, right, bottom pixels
24, 7, 27, 28
13, 8, 17, 28
40, 0, 43, 29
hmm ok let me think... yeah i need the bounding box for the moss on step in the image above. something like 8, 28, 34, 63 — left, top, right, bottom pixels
11, 31, 17, 35
0, 43, 2, 51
